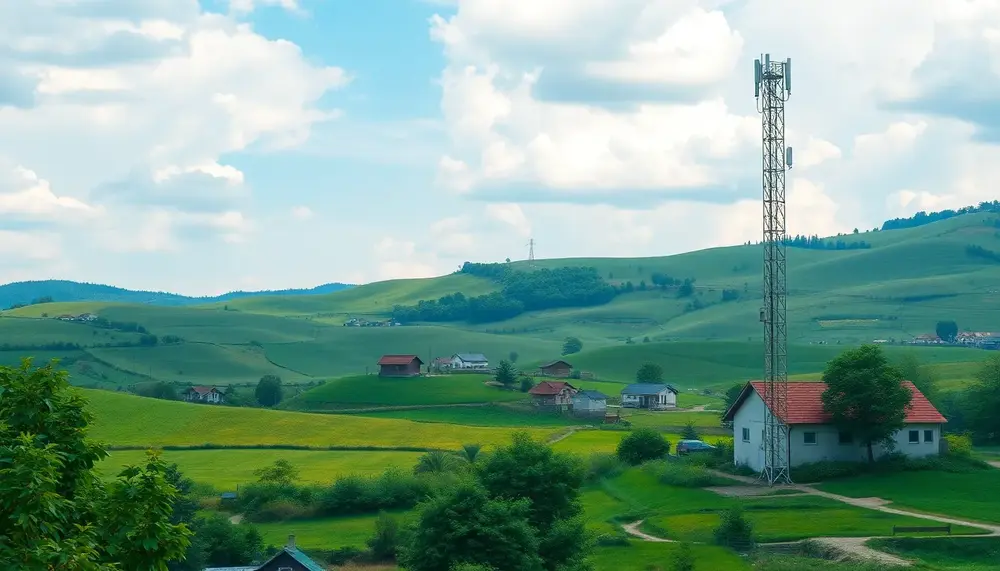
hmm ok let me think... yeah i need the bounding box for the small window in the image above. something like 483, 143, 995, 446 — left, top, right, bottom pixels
838, 431, 852, 445
924, 430, 934, 443
908, 430, 920, 444
803, 431, 817, 445
742, 427, 750, 442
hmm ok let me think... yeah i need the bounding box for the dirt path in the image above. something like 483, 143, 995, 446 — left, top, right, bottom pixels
810, 537, 912, 566
546, 427, 587, 444
622, 521, 674, 542
988, 461, 1000, 469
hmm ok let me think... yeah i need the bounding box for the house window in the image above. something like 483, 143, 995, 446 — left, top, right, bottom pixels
908, 430, 919, 444
803, 431, 817, 445
924, 430, 934, 443
838, 431, 852, 445
742, 427, 750, 442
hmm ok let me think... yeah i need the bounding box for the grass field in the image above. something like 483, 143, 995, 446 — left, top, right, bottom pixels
99, 449, 424, 489
817, 468, 1000, 524
867, 537, 1000, 570
346, 406, 727, 430
281, 374, 529, 410
83, 389, 557, 449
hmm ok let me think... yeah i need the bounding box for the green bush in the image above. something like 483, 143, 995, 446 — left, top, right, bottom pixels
713, 505, 755, 552
671, 542, 695, 571
944, 433, 973, 457
645, 460, 731, 488
791, 453, 990, 483
366, 512, 401, 562
584, 453, 624, 483
616, 429, 671, 465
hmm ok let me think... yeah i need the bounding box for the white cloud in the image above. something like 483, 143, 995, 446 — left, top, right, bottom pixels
229, 0, 301, 15
290, 205, 314, 219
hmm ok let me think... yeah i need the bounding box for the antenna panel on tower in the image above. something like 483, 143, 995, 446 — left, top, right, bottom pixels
784, 58, 792, 93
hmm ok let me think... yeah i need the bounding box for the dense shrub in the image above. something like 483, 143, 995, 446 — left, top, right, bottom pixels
944, 433, 973, 457
791, 453, 990, 483
713, 505, 755, 552
584, 453, 625, 483
645, 460, 731, 488
366, 512, 402, 562
617, 429, 671, 465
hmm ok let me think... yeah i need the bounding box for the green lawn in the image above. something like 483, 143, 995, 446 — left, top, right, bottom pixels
82, 389, 557, 449
867, 537, 1000, 570
587, 470, 986, 545
255, 512, 410, 550
589, 542, 750, 571
99, 449, 424, 489
346, 404, 583, 427
817, 468, 1000, 524
282, 374, 529, 410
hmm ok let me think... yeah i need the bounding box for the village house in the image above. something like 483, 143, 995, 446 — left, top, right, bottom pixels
430, 357, 453, 373
538, 360, 573, 377
182, 386, 225, 404
377, 355, 424, 377
571, 390, 608, 417
528, 380, 578, 408
620, 383, 678, 410
206, 535, 325, 571
910, 334, 943, 345
722, 381, 946, 472
450, 353, 490, 370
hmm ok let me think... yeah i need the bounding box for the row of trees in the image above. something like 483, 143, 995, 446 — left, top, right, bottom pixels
881, 200, 1000, 231
393, 265, 618, 324
785, 234, 871, 250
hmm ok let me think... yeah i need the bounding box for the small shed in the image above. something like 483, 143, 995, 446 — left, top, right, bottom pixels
571, 390, 608, 417
377, 355, 424, 377
539, 360, 573, 377
529, 380, 578, 407
621, 383, 678, 410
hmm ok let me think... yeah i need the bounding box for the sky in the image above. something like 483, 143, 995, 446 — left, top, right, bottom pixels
2, 0, 1000, 295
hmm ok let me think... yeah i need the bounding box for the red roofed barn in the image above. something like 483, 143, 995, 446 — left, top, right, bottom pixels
722, 381, 946, 472
377, 355, 424, 377
528, 381, 578, 408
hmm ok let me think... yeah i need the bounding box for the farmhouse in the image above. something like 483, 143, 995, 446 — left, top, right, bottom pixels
182, 386, 225, 404
430, 357, 453, 372
620, 383, 678, 410
538, 360, 573, 377
450, 353, 490, 370
529, 380, 578, 408
377, 354, 424, 377
571, 390, 608, 417
722, 381, 947, 472
206, 535, 324, 571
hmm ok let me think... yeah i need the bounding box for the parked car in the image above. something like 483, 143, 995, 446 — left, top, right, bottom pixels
676, 439, 716, 455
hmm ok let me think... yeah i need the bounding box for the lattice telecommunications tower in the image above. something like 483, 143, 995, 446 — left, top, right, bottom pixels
754, 53, 793, 486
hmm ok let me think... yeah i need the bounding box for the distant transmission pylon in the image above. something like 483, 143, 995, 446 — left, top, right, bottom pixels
527, 238, 536, 266
755, 53, 793, 486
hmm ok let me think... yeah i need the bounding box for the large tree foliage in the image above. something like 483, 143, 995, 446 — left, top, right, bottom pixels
968, 355, 1000, 443
935, 320, 958, 342
616, 429, 671, 465
0, 359, 191, 570
892, 353, 939, 405
254, 374, 283, 407
562, 337, 583, 356
635, 362, 664, 383
820, 345, 912, 462
494, 359, 518, 388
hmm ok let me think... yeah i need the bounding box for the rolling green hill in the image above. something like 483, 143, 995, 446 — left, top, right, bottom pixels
3, 211, 999, 392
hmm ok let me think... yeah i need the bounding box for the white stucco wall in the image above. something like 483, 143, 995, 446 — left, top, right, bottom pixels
621, 390, 676, 409
732, 390, 942, 470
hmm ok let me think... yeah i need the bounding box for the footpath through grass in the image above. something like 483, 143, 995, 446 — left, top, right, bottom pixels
817, 467, 1000, 525
84, 389, 557, 449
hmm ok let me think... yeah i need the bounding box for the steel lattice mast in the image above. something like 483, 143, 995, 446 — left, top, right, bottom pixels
754, 54, 793, 486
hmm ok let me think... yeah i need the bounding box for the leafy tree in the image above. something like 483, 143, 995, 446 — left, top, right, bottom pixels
519, 376, 535, 393
0, 358, 192, 570
713, 506, 755, 551
494, 360, 518, 388
671, 543, 695, 571
681, 422, 699, 441
968, 355, 1000, 443
508, 351, 519, 363
139, 381, 178, 401
892, 353, 939, 405
616, 429, 671, 465
636, 362, 664, 383
254, 374, 283, 407
194, 513, 264, 569
414, 451, 462, 475
459, 444, 482, 464
562, 337, 583, 355
935, 320, 958, 342
723, 383, 745, 411
821, 345, 912, 462
254, 459, 299, 485
366, 512, 401, 562
399, 483, 544, 571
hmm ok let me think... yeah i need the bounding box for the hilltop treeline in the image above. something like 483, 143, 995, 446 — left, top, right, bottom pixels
966, 245, 1000, 263
392, 263, 617, 323
881, 200, 1000, 231
786, 234, 871, 250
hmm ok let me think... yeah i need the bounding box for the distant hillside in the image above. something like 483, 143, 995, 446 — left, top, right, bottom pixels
0, 280, 355, 310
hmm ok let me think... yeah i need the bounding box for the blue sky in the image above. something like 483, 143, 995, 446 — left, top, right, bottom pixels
1, 0, 999, 295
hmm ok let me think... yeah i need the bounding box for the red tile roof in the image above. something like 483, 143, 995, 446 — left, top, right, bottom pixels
377, 354, 422, 366
723, 381, 946, 424
529, 381, 574, 396
188, 386, 217, 395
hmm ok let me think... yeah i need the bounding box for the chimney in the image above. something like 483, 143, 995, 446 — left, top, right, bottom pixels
287, 535, 295, 549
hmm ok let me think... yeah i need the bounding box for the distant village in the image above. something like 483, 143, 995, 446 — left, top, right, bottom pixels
877, 331, 1000, 350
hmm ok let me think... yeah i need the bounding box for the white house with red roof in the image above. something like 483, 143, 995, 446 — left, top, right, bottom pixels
528, 381, 578, 407
722, 381, 946, 472
182, 385, 225, 404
